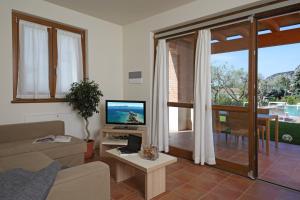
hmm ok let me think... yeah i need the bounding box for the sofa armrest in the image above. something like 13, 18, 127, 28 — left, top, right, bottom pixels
47, 161, 110, 200
0, 121, 65, 143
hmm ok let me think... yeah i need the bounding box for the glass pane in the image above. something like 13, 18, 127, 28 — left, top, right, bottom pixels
167, 35, 196, 103
213, 110, 249, 165
211, 22, 250, 106
257, 13, 300, 190
169, 107, 193, 151
211, 21, 251, 167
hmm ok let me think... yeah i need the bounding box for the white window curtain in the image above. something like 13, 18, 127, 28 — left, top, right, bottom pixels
193, 29, 216, 165
17, 20, 50, 99
56, 30, 83, 98
151, 39, 169, 152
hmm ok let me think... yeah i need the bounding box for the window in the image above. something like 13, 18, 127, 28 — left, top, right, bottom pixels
167, 34, 196, 148
167, 34, 196, 106
12, 11, 87, 103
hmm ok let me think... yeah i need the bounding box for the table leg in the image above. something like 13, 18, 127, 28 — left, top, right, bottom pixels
145, 167, 166, 200
266, 120, 270, 155
275, 116, 279, 148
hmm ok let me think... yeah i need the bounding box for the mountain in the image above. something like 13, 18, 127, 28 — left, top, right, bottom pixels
265, 64, 300, 81
265, 71, 294, 81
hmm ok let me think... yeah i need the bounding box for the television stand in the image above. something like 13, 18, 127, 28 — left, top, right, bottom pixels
99, 125, 147, 157
113, 125, 138, 130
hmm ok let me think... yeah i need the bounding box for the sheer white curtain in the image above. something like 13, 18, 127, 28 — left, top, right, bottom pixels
194, 29, 216, 165
17, 20, 50, 99
56, 30, 83, 98
151, 39, 169, 152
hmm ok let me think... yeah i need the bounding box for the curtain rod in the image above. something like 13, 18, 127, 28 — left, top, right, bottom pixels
155, 0, 299, 39
165, 32, 196, 41
162, 17, 251, 41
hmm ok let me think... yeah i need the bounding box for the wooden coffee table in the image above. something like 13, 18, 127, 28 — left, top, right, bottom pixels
106, 148, 177, 200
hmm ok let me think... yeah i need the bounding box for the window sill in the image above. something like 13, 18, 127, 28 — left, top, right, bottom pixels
11, 98, 67, 103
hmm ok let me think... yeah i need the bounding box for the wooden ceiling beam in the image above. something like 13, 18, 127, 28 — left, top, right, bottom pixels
260, 19, 280, 32
212, 28, 300, 54
212, 39, 249, 54
212, 32, 227, 42
258, 28, 300, 48
235, 27, 249, 38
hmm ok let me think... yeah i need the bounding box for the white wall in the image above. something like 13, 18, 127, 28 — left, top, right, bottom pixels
123, 0, 261, 128
0, 0, 123, 140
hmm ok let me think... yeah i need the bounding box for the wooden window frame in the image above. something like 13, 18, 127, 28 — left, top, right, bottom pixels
11, 10, 87, 103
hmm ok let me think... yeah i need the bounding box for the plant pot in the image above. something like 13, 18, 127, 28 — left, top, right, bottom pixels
84, 140, 94, 159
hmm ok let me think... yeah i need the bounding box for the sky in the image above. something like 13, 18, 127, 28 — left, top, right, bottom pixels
211, 43, 300, 79
108, 102, 144, 108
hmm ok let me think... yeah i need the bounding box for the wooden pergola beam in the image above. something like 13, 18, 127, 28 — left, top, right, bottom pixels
232, 27, 250, 38
260, 19, 280, 32
212, 32, 227, 42
258, 28, 300, 47
212, 28, 300, 54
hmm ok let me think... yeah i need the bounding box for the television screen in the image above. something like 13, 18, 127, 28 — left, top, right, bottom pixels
106, 100, 146, 125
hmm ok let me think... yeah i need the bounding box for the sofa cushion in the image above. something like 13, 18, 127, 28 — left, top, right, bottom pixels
0, 121, 65, 143
0, 152, 53, 172
56, 153, 84, 167
0, 136, 86, 159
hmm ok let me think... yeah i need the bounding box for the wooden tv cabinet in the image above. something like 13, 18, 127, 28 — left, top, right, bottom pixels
99, 125, 147, 157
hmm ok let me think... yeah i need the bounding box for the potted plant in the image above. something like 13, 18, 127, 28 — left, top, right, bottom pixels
66, 80, 103, 159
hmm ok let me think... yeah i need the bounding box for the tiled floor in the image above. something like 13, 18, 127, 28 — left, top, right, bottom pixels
169, 131, 300, 191
88, 149, 300, 199
107, 158, 300, 200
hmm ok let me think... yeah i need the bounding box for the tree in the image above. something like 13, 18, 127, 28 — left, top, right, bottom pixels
292, 67, 300, 95
257, 74, 269, 106
211, 64, 248, 106
66, 80, 103, 141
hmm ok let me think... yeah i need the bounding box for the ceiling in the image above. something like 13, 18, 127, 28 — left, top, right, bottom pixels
46, 0, 196, 25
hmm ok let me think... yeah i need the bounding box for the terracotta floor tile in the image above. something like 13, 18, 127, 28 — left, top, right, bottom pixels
238, 194, 264, 200
208, 185, 243, 200
200, 170, 228, 183
184, 164, 209, 175
200, 193, 222, 200
166, 176, 185, 192
244, 181, 287, 199
172, 169, 196, 183
119, 192, 144, 200
188, 175, 219, 191
111, 182, 137, 200
159, 192, 189, 200
173, 183, 207, 200
221, 175, 253, 192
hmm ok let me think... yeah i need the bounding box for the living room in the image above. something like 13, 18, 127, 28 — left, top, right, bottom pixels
1, 0, 300, 199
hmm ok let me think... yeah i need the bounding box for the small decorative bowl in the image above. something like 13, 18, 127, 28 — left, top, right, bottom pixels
140, 145, 159, 161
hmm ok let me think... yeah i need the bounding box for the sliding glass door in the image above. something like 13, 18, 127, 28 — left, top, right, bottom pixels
256, 11, 300, 190
164, 21, 257, 176
210, 21, 256, 176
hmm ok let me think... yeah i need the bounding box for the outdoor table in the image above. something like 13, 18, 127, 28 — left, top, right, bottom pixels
257, 114, 279, 155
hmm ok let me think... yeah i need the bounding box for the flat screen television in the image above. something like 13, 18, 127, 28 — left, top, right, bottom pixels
105, 100, 146, 125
